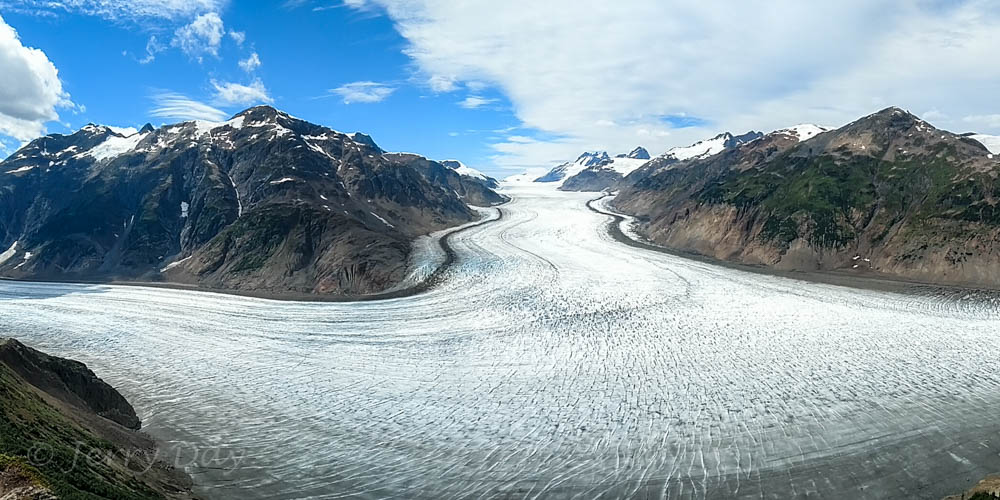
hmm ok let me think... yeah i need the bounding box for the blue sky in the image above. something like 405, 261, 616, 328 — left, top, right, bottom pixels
0, 1, 523, 174
1, 1, 999, 177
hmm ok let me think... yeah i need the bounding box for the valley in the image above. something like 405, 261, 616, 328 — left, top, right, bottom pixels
2, 184, 999, 499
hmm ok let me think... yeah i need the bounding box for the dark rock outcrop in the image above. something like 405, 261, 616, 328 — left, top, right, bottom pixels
0, 339, 139, 429
0, 338, 195, 499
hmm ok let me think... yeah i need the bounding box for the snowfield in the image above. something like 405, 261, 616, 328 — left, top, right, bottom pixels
1, 184, 999, 499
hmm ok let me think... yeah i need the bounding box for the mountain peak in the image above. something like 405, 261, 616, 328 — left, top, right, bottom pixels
349, 132, 382, 153
575, 151, 611, 167
139, 123, 155, 134
235, 105, 280, 116
627, 146, 650, 160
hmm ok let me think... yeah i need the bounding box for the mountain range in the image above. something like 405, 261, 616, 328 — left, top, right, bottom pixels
0, 106, 504, 297
612, 107, 1000, 287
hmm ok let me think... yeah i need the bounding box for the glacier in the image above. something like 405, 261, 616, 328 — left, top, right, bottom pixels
1, 184, 999, 499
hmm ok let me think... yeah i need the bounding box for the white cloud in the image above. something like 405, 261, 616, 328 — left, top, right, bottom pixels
239, 52, 261, 72
963, 114, 1000, 129
211, 79, 273, 106
331, 81, 395, 104
139, 35, 165, 64
229, 30, 246, 45
150, 92, 229, 122
347, 0, 1000, 169
458, 96, 496, 109
7, 0, 228, 21
0, 14, 73, 141
427, 74, 457, 92
172, 12, 224, 62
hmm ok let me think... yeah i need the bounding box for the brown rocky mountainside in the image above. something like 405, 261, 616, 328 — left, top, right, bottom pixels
0, 338, 195, 499
613, 107, 1000, 287
0, 106, 504, 297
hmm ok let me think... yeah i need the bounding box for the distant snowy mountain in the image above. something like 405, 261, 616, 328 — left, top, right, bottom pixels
558, 147, 653, 191
659, 132, 764, 163
616, 147, 650, 160
534, 151, 611, 183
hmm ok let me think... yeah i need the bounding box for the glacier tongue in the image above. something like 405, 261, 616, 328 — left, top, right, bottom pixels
2, 184, 999, 499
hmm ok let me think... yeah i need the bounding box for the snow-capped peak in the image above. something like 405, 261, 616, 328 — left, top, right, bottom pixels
626, 146, 650, 160
661, 133, 732, 162
575, 151, 611, 167
773, 124, 830, 142
441, 160, 489, 181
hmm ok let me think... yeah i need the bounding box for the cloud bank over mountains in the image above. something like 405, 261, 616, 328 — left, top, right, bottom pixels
343, 0, 1000, 170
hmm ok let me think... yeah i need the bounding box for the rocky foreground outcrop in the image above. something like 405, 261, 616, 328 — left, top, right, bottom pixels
613, 107, 1000, 288
0, 338, 195, 499
0, 106, 503, 297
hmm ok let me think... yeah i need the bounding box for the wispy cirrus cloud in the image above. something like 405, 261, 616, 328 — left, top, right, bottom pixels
330, 81, 395, 104
4, 0, 228, 21
458, 96, 496, 109
149, 92, 229, 122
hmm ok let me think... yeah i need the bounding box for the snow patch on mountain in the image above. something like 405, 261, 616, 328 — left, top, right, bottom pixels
774, 124, 830, 142
0, 241, 18, 266
971, 134, 1000, 154
89, 130, 150, 162
604, 157, 649, 175
661, 134, 731, 162
441, 160, 488, 181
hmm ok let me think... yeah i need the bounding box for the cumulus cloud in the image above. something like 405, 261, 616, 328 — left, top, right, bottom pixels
211, 79, 273, 106
0, 15, 73, 141
150, 92, 229, 122
229, 30, 246, 45
458, 96, 496, 109
331, 81, 395, 104
346, 0, 1000, 170
172, 12, 224, 61
239, 52, 261, 72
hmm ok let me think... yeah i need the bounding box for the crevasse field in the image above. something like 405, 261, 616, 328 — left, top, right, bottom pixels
2, 184, 1000, 499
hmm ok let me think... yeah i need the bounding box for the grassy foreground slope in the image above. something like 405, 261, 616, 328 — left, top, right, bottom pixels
0, 338, 194, 499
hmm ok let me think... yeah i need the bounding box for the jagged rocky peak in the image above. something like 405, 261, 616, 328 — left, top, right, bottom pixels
349, 132, 383, 153
576, 151, 611, 167
726, 131, 764, 147
138, 123, 155, 134
617, 146, 651, 160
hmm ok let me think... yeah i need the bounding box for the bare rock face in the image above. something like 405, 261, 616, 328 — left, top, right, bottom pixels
0, 106, 503, 297
614, 107, 1000, 287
